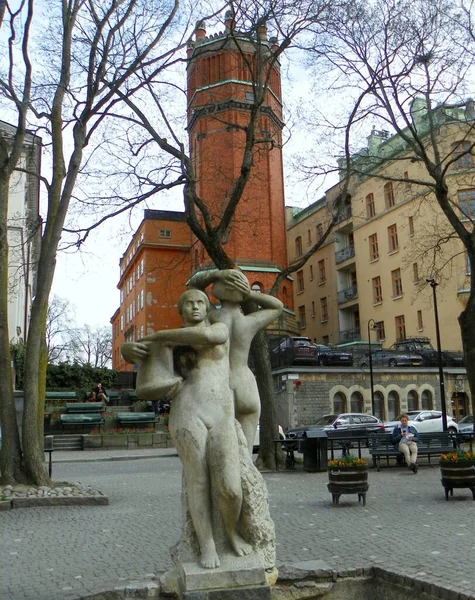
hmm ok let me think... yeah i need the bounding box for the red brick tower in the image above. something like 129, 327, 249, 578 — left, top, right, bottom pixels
187, 14, 292, 307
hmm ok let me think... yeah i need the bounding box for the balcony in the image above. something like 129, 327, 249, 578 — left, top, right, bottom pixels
335, 205, 352, 224
339, 327, 361, 343
335, 245, 355, 264
337, 285, 358, 304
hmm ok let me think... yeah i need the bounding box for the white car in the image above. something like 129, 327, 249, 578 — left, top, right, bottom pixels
383, 410, 459, 434
253, 424, 285, 452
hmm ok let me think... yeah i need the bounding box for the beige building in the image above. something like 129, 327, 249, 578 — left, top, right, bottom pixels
287, 103, 473, 353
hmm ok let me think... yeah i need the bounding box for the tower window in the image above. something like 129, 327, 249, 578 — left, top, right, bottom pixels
159, 229, 172, 238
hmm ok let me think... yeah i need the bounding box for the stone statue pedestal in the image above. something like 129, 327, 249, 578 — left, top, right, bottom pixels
164, 553, 271, 599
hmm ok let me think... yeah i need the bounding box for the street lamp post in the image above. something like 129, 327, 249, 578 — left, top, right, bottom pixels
367, 318, 377, 416
426, 278, 448, 431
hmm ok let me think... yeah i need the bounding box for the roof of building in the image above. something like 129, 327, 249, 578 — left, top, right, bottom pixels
144, 209, 186, 223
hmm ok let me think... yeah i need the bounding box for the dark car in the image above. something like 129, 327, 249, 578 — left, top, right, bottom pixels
458, 415, 474, 441
291, 337, 318, 365
286, 413, 385, 442
267, 335, 296, 369
391, 337, 464, 367
359, 349, 423, 368
314, 344, 353, 366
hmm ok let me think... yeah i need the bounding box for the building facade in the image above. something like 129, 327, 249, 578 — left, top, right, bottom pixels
2, 120, 42, 345
287, 103, 473, 354
112, 210, 192, 372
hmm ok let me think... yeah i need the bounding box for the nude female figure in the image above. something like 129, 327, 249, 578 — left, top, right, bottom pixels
121, 289, 252, 569
188, 270, 283, 454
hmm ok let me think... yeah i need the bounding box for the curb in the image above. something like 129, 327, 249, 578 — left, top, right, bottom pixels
53, 451, 178, 464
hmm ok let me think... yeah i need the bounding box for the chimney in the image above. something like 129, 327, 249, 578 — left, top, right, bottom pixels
195, 20, 206, 40
225, 9, 234, 31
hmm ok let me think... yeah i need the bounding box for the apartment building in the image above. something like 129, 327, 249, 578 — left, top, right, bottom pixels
287, 102, 473, 352
112, 210, 192, 371
2, 120, 42, 345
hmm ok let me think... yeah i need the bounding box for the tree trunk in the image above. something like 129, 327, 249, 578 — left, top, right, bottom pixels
458, 292, 475, 417
250, 330, 279, 471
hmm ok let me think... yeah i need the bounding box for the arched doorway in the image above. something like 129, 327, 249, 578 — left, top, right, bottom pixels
407, 390, 419, 411
333, 392, 347, 414
373, 391, 385, 420
350, 391, 364, 413
421, 389, 433, 410
451, 392, 469, 420
388, 391, 400, 420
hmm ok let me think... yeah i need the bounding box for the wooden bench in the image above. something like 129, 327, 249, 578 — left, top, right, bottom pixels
46, 391, 79, 403
117, 412, 156, 428
60, 402, 105, 432
369, 432, 459, 471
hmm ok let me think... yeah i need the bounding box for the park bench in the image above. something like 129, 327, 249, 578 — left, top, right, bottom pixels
117, 412, 156, 428
369, 432, 459, 471
46, 391, 78, 403
60, 402, 104, 432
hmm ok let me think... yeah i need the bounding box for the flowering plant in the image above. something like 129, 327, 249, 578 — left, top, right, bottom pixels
440, 450, 475, 462
328, 455, 368, 468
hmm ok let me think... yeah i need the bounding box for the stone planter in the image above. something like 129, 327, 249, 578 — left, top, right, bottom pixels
83, 435, 103, 449
138, 434, 153, 447
440, 460, 475, 500
102, 434, 128, 448
327, 465, 369, 506
0, 499, 12, 511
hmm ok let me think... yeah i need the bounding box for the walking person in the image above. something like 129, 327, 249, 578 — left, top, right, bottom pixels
392, 414, 419, 473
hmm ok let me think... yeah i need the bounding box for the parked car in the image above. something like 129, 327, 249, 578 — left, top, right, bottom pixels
291, 337, 318, 365
383, 410, 459, 434
359, 349, 423, 368
253, 424, 285, 452
286, 413, 385, 441
391, 337, 465, 367
267, 335, 296, 369
314, 344, 354, 366
457, 415, 474, 440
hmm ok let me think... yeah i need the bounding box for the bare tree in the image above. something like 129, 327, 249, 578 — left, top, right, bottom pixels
303, 0, 475, 408
0, 0, 198, 485
46, 295, 76, 363
68, 324, 112, 368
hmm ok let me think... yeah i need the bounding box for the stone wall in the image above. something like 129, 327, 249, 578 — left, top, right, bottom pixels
272, 367, 471, 429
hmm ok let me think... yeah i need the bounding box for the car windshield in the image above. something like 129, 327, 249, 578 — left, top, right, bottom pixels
406, 411, 423, 420
413, 341, 433, 350
313, 415, 338, 426
459, 415, 474, 424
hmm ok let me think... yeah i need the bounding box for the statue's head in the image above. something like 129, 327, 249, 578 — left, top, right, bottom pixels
212, 271, 248, 303
178, 289, 210, 323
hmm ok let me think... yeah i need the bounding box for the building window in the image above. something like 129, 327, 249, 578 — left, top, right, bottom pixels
417, 309, 423, 330
395, 315, 406, 340
458, 189, 475, 218
452, 141, 473, 170
318, 259, 326, 283
307, 229, 312, 245
375, 321, 385, 340
120, 315, 124, 331
309, 264, 314, 281
159, 229, 172, 238
372, 276, 382, 304
298, 305, 306, 328
467, 251, 472, 274
316, 224, 323, 240
120, 290, 124, 304
320, 297, 328, 322
408, 216, 414, 236
407, 390, 419, 411
140, 289, 144, 310
388, 224, 399, 252
369, 233, 379, 260
384, 182, 395, 208
388, 391, 400, 420
403, 171, 411, 191
297, 270, 304, 292
311, 301, 316, 317
412, 263, 419, 283
392, 268, 403, 297
421, 389, 433, 409
366, 193, 376, 218
295, 236, 303, 257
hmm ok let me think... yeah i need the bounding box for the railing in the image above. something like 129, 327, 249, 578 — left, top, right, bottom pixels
337, 285, 358, 304
339, 327, 361, 343
335, 245, 355, 264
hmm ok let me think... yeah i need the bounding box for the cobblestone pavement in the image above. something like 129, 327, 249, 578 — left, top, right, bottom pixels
1, 452, 475, 600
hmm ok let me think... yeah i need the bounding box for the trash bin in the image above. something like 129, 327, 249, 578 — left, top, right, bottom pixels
302, 429, 328, 472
